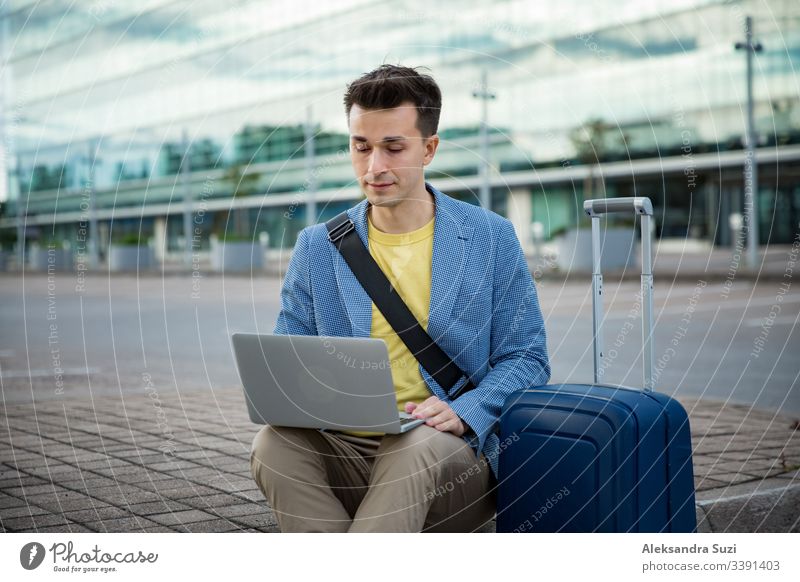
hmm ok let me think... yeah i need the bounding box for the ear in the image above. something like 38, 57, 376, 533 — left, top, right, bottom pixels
422, 134, 440, 167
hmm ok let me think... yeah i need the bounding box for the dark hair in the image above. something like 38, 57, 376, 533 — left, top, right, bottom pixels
343, 64, 442, 137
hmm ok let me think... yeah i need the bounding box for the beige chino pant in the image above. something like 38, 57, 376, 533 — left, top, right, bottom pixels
250, 423, 497, 532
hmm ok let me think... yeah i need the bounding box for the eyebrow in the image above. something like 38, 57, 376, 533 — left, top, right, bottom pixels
351, 135, 407, 143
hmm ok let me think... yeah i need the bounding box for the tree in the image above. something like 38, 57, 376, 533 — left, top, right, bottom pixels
216, 164, 262, 240
569, 118, 627, 202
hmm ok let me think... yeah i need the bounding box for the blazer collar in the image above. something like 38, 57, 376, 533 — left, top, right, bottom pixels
332, 182, 475, 339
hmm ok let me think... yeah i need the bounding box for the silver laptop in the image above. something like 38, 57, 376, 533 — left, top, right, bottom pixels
231, 333, 425, 434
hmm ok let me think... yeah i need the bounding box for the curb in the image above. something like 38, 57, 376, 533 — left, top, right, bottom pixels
695, 476, 800, 533
478, 475, 799, 533
531, 272, 786, 284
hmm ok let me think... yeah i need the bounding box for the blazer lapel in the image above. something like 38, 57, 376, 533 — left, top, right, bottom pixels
427, 185, 474, 339
331, 198, 373, 338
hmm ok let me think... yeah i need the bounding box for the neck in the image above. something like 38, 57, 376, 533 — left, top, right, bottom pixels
368, 184, 435, 234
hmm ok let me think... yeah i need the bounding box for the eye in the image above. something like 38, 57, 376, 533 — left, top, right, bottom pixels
353, 144, 370, 152
388, 148, 403, 153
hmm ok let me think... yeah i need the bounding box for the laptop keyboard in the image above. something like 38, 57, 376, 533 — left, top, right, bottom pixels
399, 416, 421, 426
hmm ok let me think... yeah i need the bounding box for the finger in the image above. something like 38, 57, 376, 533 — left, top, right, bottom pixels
425, 409, 455, 427
405, 402, 417, 413
414, 400, 447, 419
417, 396, 440, 411
434, 418, 462, 434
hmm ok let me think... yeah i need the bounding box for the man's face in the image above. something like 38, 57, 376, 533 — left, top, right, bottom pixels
348, 101, 439, 209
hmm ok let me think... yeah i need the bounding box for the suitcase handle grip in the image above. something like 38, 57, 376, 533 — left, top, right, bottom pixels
583, 197, 653, 217
584, 197, 655, 391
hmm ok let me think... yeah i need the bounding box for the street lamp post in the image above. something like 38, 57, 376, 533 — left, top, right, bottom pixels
14, 153, 25, 269
472, 70, 496, 210
735, 15, 763, 269
181, 129, 193, 268
86, 141, 99, 268
304, 105, 317, 227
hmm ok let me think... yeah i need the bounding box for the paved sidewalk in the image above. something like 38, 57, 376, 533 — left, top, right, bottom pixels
1, 389, 797, 533
527, 243, 797, 282
4, 243, 796, 282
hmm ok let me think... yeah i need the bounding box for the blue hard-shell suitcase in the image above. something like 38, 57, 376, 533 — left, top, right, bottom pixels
496, 198, 697, 533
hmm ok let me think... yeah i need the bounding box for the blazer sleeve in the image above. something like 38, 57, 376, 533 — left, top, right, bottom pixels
448, 218, 551, 455
273, 227, 318, 336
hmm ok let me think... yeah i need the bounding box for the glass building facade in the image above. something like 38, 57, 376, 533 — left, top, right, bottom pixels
1, 0, 798, 261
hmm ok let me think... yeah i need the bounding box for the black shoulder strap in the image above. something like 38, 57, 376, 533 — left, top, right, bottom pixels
325, 211, 475, 400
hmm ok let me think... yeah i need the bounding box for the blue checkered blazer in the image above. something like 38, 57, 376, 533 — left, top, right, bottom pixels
273, 182, 550, 480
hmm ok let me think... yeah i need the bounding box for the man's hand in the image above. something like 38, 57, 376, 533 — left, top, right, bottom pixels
405, 396, 468, 437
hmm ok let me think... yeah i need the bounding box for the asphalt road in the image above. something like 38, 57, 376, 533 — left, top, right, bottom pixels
1, 272, 798, 416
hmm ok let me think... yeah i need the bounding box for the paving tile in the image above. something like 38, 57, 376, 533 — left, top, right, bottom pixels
3, 513, 74, 531
1, 504, 50, 519
694, 477, 731, 492
208, 457, 250, 469
113, 471, 176, 485
135, 453, 176, 465
62, 506, 132, 523
0, 494, 28, 509
175, 519, 244, 533
98, 464, 153, 477
3, 483, 63, 497
147, 509, 218, 526
716, 451, 780, 462
24, 462, 82, 475
229, 491, 263, 503
123, 500, 190, 516
98, 447, 143, 456
6, 437, 45, 449
164, 466, 221, 479
745, 468, 797, 479
146, 460, 201, 472
83, 517, 161, 532
227, 512, 278, 530
711, 460, 783, 474
703, 472, 761, 486
135, 478, 195, 492
181, 493, 251, 510
57, 476, 123, 490
36, 523, 96, 532
7, 457, 52, 470
24, 491, 111, 513
69, 453, 117, 463
774, 469, 800, 480
0, 452, 41, 461
190, 436, 241, 448
79, 458, 134, 470
173, 449, 229, 461
205, 476, 259, 493
207, 504, 264, 519
152, 485, 219, 499
0, 476, 51, 488
691, 455, 724, 465
210, 445, 248, 455
33, 470, 87, 483
91, 488, 163, 505
0, 468, 22, 480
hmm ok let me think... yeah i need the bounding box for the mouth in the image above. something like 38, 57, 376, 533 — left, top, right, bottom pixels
368, 182, 394, 190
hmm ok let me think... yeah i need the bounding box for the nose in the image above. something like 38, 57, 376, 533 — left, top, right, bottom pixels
366, 148, 389, 178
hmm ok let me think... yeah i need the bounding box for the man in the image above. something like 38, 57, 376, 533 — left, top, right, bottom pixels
250, 64, 550, 532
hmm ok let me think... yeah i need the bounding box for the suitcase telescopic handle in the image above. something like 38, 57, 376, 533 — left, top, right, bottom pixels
582, 197, 655, 391
584, 197, 653, 217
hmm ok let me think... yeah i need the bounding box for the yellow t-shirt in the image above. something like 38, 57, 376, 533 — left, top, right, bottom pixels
339, 212, 435, 437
